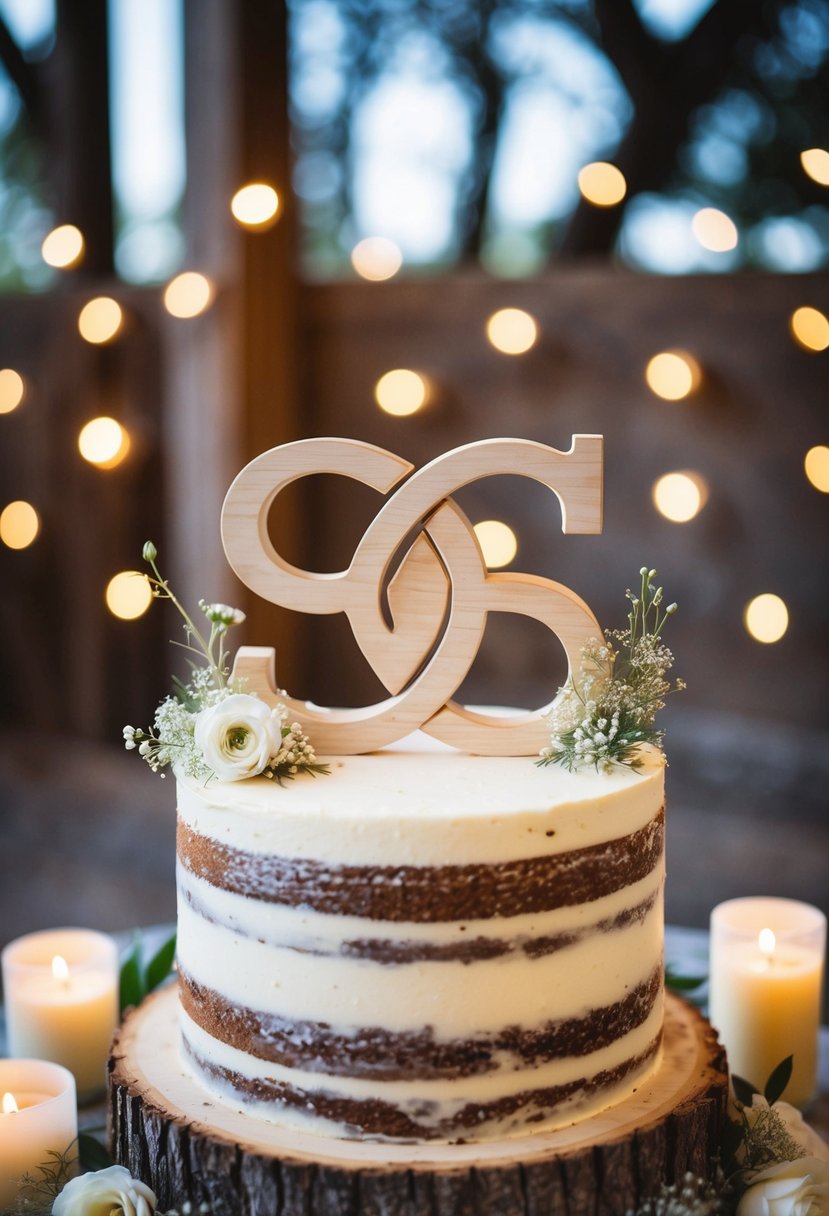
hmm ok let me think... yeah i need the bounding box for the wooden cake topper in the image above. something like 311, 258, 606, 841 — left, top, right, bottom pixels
221, 436, 603, 755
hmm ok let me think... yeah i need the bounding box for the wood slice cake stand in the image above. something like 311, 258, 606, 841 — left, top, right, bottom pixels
109, 986, 727, 1216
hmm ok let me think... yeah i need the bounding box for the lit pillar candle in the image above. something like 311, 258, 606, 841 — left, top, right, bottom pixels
0, 1059, 78, 1207
709, 898, 826, 1106
1, 929, 119, 1101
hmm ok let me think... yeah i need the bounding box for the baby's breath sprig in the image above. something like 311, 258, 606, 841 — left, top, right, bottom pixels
123, 543, 328, 786
538, 567, 685, 773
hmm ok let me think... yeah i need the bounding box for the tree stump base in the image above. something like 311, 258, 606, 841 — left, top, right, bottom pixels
109, 985, 727, 1216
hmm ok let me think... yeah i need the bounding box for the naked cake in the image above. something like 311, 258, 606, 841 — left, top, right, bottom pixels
174, 739, 666, 1141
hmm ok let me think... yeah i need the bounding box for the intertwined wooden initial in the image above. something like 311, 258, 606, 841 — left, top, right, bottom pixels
221, 436, 604, 755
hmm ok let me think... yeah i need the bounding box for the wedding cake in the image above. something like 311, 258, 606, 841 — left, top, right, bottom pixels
174, 740, 666, 1141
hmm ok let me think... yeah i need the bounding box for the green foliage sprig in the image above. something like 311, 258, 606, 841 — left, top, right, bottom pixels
538, 567, 685, 773
119, 928, 177, 1016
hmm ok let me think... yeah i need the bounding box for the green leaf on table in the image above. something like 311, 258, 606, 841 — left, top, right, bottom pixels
665, 965, 706, 992
145, 932, 176, 994
764, 1055, 794, 1106
732, 1073, 760, 1107
78, 1132, 114, 1170
119, 931, 144, 1015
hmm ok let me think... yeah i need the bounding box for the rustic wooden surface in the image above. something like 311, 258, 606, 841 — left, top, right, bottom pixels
109, 987, 727, 1216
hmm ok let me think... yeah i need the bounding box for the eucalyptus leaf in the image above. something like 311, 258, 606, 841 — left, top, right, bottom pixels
731, 1073, 760, 1107
145, 932, 176, 994
78, 1132, 114, 1170
119, 931, 144, 1015
764, 1055, 794, 1106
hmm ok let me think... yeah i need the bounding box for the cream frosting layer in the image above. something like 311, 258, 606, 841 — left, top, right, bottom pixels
176, 896, 663, 1034
176, 738, 665, 867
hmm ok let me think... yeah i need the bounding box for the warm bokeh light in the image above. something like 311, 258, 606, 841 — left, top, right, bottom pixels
230, 183, 280, 229
577, 162, 627, 207
652, 471, 709, 522
744, 594, 789, 644
800, 148, 829, 187
691, 208, 738, 252
804, 445, 829, 492
0, 500, 40, 550
78, 297, 123, 344
351, 237, 403, 281
0, 368, 25, 414
790, 306, 829, 352
645, 350, 701, 400
485, 308, 538, 355
78, 417, 131, 469
41, 223, 84, 269
163, 272, 212, 318
105, 571, 153, 620
374, 368, 430, 416
473, 519, 518, 568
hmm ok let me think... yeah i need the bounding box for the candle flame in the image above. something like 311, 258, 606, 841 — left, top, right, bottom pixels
2, 1092, 18, 1114
52, 954, 70, 981
759, 928, 776, 957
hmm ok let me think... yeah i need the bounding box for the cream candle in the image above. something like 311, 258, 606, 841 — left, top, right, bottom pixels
709, 897, 826, 1106
2, 928, 119, 1101
0, 1059, 78, 1207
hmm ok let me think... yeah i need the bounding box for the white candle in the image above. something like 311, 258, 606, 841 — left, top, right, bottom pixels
0, 1059, 78, 1207
709, 898, 826, 1106
2, 929, 119, 1101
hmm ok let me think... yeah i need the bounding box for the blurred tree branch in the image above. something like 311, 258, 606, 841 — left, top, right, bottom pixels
0, 14, 43, 132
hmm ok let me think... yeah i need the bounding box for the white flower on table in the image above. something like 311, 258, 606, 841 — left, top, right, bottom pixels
194, 692, 284, 781
736, 1156, 829, 1216
52, 1165, 156, 1216
742, 1096, 829, 1164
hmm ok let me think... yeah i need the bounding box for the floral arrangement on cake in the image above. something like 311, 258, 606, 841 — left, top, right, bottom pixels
630, 1057, 829, 1215
122, 543, 328, 785
539, 566, 685, 773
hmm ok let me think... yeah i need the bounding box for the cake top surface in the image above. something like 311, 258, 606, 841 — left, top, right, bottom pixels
178, 732, 664, 820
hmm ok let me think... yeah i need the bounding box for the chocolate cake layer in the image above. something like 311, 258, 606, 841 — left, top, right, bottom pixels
180, 882, 657, 963
177, 809, 664, 923
179, 965, 661, 1080
182, 1034, 663, 1140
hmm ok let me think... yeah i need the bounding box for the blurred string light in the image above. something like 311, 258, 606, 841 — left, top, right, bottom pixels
374, 368, 430, 416
800, 148, 829, 187
163, 272, 212, 318
351, 237, 402, 281
651, 471, 709, 522
0, 369, 25, 414
790, 306, 829, 352
485, 308, 538, 355
78, 417, 131, 469
78, 297, 124, 345
804, 445, 829, 492
105, 571, 153, 620
744, 594, 788, 644
645, 351, 701, 401
473, 520, 518, 568
230, 183, 280, 230
41, 224, 84, 270
577, 162, 627, 207
691, 208, 738, 252
0, 500, 39, 550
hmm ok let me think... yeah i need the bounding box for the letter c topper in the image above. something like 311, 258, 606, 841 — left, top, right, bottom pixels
221, 436, 603, 755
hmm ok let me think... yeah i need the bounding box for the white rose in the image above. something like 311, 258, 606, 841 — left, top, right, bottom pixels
53, 1165, 156, 1216
737, 1157, 829, 1216
194, 693, 283, 782
742, 1097, 829, 1163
